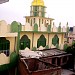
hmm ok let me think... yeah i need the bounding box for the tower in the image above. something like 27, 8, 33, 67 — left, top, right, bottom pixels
25, 0, 54, 27
30, 0, 46, 17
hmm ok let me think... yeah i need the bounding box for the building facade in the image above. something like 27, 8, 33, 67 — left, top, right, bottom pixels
0, 0, 69, 65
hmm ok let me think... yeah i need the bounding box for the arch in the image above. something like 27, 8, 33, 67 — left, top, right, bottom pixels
0, 37, 10, 56
52, 35, 59, 46
37, 35, 46, 48
20, 35, 30, 49
11, 21, 22, 32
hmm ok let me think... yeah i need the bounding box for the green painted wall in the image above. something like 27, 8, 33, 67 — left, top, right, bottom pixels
58, 25, 61, 32
11, 21, 22, 32
33, 23, 38, 31
47, 25, 51, 32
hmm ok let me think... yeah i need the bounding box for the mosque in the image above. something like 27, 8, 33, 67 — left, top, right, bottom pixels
0, 0, 69, 67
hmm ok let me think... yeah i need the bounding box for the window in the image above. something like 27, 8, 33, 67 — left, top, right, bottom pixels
0, 37, 10, 56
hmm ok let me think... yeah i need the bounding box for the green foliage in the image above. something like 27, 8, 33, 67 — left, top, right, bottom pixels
32, 47, 37, 51
64, 43, 75, 56
11, 21, 22, 32
33, 23, 38, 31
45, 45, 49, 49
47, 25, 51, 32
72, 41, 75, 45
64, 44, 68, 51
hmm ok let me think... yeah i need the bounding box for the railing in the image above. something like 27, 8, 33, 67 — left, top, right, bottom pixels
0, 50, 9, 56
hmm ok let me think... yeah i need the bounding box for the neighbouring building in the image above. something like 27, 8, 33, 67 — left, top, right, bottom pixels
67, 26, 75, 44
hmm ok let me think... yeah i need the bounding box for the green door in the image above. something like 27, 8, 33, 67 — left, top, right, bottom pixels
20, 35, 30, 50
37, 35, 46, 48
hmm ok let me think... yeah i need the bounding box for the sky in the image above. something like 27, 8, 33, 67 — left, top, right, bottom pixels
0, 0, 75, 27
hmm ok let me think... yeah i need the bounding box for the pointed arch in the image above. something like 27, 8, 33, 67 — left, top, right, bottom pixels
20, 35, 30, 49
11, 21, 22, 32
37, 35, 46, 48
52, 35, 59, 46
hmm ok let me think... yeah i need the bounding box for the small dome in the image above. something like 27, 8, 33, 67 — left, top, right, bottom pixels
32, 0, 44, 6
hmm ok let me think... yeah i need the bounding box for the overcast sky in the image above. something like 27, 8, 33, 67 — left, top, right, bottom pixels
0, 0, 75, 27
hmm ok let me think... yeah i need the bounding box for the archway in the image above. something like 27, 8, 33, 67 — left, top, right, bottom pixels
52, 35, 59, 46
20, 35, 30, 49
37, 35, 46, 48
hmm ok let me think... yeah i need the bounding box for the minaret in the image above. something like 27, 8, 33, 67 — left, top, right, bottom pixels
30, 0, 46, 17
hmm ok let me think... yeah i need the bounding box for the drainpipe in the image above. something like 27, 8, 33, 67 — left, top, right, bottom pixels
17, 23, 20, 54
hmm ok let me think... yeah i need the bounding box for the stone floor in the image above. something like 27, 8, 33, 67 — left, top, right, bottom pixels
61, 69, 75, 75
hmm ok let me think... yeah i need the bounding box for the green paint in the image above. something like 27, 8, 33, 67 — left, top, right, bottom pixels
58, 25, 61, 32
17, 24, 21, 54
52, 35, 59, 46
37, 35, 46, 48
21, 31, 66, 34
0, 52, 18, 72
45, 45, 49, 49
11, 21, 22, 32
33, 6, 39, 16
33, 6, 45, 17
32, 47, 37, 51
33, 23, 38, 31
20, 35, 30, 49
41, 7, 45, 17
47, 25, 51, 32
